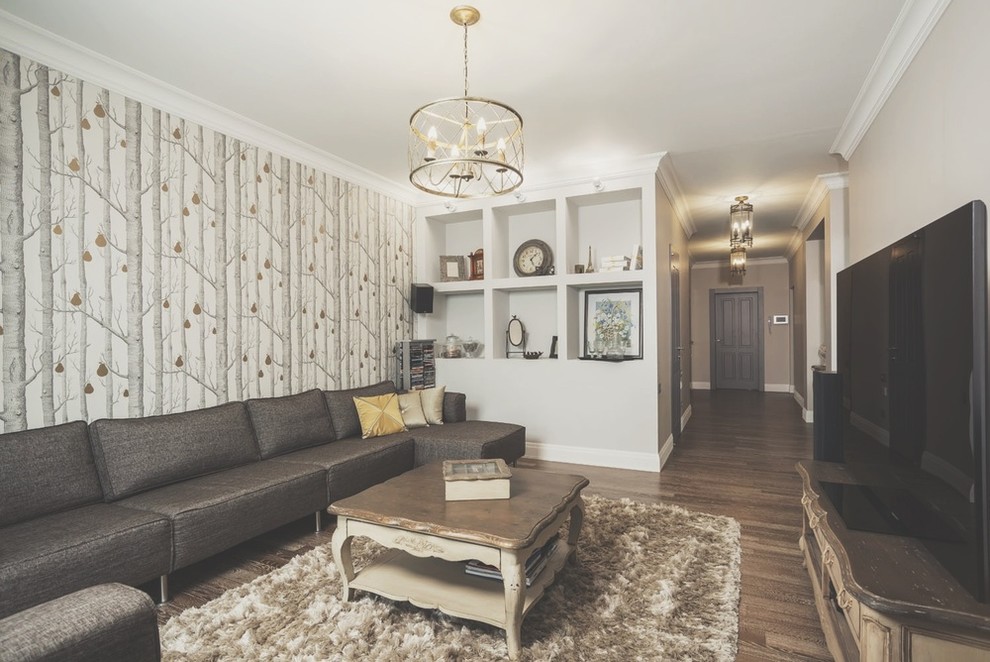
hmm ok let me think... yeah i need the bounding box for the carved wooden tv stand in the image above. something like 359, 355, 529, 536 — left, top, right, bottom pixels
797, 461, 990, 661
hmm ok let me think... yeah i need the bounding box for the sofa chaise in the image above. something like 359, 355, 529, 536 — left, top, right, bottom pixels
0, 381, 525, 624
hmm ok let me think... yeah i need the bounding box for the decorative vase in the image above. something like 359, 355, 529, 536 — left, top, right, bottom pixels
603, 334, 624, 360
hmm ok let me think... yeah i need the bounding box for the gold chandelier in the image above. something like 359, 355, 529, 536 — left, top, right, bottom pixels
409, 5, 524, 199
729, 195, 753, 248
730, 245, 747, 275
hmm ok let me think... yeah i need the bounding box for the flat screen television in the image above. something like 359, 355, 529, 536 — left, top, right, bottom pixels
835, 199, 990, 603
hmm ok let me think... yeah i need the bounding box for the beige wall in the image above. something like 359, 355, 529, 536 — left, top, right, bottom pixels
690, 261, 791, 389
655, 176, 693, 447
789, 243, 807, 400
849, 0, 990, 261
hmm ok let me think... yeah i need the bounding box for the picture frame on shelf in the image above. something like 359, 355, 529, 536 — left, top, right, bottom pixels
549, 335, 558, 359
439, 255, 467, 282
582, 288, 643, 360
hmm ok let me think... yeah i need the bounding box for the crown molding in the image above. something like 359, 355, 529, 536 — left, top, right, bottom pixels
655, 153, 697, 239
691, 256, 788, 270
830, 0, 952, 160
0, 10, 417, 204
786, 172, 848, 258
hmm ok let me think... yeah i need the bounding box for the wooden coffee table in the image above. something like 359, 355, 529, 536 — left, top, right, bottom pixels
329, 463, 589, 659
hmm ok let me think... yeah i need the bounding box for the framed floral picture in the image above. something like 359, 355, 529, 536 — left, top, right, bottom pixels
582, 288, 643, 360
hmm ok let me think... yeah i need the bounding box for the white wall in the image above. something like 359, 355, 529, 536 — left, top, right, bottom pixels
849, 0, 990, 261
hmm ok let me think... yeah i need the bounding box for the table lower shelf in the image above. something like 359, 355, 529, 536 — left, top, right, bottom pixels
350, 543, 574, 629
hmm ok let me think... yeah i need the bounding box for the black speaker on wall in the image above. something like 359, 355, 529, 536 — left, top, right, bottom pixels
410, 283, 434, 314
812, 370, 843, 462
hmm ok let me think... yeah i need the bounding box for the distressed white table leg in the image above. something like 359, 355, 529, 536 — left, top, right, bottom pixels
502, 549, 525, 660
331, 518, 355, 602
567, 496, 585, 565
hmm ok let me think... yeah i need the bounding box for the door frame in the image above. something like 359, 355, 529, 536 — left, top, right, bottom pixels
671, 256, 681, 445
709, 287, 765, 391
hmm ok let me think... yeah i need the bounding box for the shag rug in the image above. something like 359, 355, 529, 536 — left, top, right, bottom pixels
161, 495, 741, 661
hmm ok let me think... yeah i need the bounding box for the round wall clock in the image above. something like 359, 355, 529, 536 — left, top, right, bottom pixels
512, 239, 554, 277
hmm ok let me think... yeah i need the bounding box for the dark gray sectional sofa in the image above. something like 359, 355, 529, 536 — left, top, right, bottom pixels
0, 380, 525, 632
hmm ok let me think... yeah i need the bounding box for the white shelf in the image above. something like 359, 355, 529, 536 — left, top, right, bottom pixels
413, 166, 663, 463
433, 280, 485, 294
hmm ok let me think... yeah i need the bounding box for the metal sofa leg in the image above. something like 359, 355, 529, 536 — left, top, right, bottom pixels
315, 510, 323, 533
160, 574, 169, 603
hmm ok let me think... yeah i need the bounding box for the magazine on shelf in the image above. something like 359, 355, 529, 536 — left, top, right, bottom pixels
464, 535, 559, 586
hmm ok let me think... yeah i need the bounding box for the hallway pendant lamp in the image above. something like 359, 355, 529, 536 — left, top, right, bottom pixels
730, 245, 747, 275
409, 5, 524, 199
729, 195, 754, 248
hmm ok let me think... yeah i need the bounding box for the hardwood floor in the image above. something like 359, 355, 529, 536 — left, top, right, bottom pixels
153, 388, 831, 660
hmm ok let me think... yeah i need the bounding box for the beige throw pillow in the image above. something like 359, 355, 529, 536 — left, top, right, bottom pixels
353, 394, 407, 439
420, 385, 445, 426
398, 391, 429, 429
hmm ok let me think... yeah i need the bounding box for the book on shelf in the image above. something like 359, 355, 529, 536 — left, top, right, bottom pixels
464, 535, 559, 586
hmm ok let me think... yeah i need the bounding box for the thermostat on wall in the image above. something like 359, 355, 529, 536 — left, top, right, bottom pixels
772, 315, 789, 324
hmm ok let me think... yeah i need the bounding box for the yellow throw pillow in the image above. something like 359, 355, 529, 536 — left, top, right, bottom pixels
398, 391, 429, 429
353, 394, 407, 439
420, 385, 446, 426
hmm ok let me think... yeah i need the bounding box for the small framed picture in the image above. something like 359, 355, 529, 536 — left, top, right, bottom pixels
439, 255, 467, 282
549, 335, 558, 359
583, 288, 643, 360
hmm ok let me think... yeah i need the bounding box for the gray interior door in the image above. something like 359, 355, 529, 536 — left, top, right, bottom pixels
671, 262, 682, 444
713, 290, 761, 390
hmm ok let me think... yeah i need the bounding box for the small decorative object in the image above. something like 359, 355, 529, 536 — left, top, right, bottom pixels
632, 244, 643, 270
818, 344, 828, 365
505, 315, 527, 357
523, 351, 543, 360
583, 288, 643, 360
574, 264, 585, 274
512, 239, 554, 277
585, 246, 594, 273
549, 335, 558, 359
439, 255, 467, 281
442, 458, 512, 501
462, 337, 483, 358
441, 334, 464, 358
468, 248, 484, 280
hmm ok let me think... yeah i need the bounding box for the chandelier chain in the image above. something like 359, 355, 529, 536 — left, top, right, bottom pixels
463, 22, 469, 98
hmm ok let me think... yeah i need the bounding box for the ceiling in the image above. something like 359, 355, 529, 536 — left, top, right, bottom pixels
0, 0, 908, 261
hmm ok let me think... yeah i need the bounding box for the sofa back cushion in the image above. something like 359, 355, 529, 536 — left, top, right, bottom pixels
89, 402, 258, 500
0, 421, 103, 527
323, 380, 396, 440
246, 389, 336, 458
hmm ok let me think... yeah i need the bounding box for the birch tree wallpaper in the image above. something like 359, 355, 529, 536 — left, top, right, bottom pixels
0, 48, 415, 432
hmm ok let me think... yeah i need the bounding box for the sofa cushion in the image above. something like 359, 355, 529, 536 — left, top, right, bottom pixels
246, 389, 335, 458
0, 583, 161, 662
420, 385, 446, 425
271, 435, 414, 502
89, 402, 259, 501
323, 380, 396, 440
354, 393, 407, 439
118, 461, 326, 570
398, 391, 429, 429
442, 391, 467, 424
411, 421, 526, 467
0, 421, 103, 527
0, 503, 171, 619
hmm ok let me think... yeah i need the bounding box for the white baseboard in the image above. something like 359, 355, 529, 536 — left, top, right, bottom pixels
691, 381, 711, 390
803, 409, 814, 423
680, 404, 692, 432
793, 391, 806, 409
659, 434, 675, 469
765, 383, 792, 393
524, 442, 661, 473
